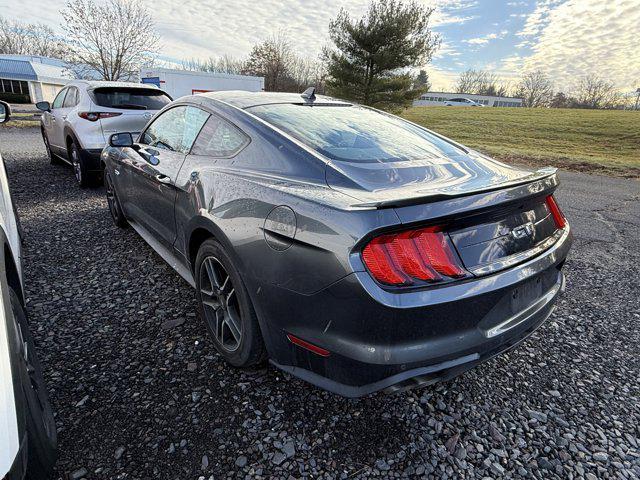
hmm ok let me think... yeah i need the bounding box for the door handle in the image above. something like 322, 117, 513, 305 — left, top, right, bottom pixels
155, 174, 171, 184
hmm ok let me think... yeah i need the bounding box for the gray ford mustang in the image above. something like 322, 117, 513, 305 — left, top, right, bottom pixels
101, 89, 572, 397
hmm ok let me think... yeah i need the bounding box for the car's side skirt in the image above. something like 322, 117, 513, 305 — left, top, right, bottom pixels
128, 219, 195, 288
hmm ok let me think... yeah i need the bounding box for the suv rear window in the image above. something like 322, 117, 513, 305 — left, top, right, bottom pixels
91, 88, 172, 111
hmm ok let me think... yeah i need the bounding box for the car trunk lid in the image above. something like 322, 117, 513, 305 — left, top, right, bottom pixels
89, 86, 171, 139
325, 150, 556, 208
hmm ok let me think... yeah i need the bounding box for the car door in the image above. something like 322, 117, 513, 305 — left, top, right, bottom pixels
43, 88, 67, 151
127, 105, 210, 247
51, 87, 79, 150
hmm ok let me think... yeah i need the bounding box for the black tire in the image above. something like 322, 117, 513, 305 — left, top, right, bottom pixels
41, 130, 62, 165
195, 238, 266, 367
69, 140, 90, 188
105, 171, 128, 228
9, 289, 57, 478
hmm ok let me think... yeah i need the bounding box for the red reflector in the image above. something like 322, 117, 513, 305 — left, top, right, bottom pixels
287, 334, 330, 357
546, 195, 567, 229
362, 225, 468, 286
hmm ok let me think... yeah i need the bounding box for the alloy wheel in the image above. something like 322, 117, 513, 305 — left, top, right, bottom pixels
71, 147, 82, 184
199, 256, 243, 352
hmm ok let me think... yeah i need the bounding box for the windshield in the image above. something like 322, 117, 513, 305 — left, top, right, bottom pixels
247, 104, 464, 163
91, 88, 172, 111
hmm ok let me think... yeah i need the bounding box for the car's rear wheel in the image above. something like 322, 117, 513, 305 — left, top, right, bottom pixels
10, 288, 57, 478
105, 171, 127, 228
42, 130, 62, 165
69, 141, 89, 188
195, 239, 266, 367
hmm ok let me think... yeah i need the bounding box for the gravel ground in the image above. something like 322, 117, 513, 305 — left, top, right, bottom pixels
1, 127, 639, 480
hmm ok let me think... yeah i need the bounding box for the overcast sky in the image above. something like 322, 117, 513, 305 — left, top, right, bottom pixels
2, 0, 638, 92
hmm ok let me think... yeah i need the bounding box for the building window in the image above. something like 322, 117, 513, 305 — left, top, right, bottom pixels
0, 79, 28, 94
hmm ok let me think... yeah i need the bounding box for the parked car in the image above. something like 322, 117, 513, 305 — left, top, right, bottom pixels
101, 89, 571, 397
444, 97, 485, 107
0, 101, 57, 478
36, 81, 172, 188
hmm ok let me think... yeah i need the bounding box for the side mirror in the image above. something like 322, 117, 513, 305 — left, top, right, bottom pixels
35, 101, 51, 112
109, 132, 134, 148
0, 101, 10, 123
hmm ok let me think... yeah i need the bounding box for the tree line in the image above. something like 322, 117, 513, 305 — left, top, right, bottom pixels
0, 0, 635, 111
452, 68, 631, 110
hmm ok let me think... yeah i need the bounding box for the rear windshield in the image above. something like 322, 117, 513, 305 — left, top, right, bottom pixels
91, 88, 171, 111
247, 104, 464, 163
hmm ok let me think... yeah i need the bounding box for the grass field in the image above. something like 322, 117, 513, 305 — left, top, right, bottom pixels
402, 107, 640, 178
2, 112, 40, 128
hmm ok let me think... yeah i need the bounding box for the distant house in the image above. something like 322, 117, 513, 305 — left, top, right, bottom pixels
0, 55, 73, 104
414, 91, 523, 108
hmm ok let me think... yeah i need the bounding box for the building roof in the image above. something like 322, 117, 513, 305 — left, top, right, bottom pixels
420, 91, 523, 101
201, 90, 350, 109
0, 55, 73, 84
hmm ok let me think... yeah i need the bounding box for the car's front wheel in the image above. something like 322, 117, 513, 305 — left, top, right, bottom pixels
195, 239, 266, 367
42, 130, 62, 165
10, 288, 57, 478
105, 171, 127, 228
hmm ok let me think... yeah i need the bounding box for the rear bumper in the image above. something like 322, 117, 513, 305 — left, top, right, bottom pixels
254, 227, 572, 397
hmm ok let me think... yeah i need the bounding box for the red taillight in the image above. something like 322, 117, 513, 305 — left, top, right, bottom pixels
78, 112, 122, 121
546, 195, 567, 229
362, 226, 468, 286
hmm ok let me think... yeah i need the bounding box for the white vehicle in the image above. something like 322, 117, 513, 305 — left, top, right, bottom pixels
36, 81, 172, 187
444, 97, 485, 107
0, 101, 57, 479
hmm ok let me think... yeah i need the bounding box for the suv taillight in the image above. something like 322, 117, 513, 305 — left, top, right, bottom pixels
362, 226, 469, 286
545, 195, 567, 229
78, 112, 122, 121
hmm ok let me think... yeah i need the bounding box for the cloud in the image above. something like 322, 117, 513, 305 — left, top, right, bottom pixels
4, 0, 474, 62
517, 0, 640, 90
463, 30, 509, 46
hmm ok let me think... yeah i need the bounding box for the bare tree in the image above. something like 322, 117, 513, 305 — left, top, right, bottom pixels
573, 75, 619, 109
182, 54, 244, 75
515, 70, 553, 107
288, 57, 327, 93
0, 17, 66, 57
61, 0, 159, 81
454, 69, 508, 96
242, 32, 295, 92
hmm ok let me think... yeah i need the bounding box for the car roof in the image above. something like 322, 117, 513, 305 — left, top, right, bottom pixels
69, 80, 161, 90
200, 90, 351, 109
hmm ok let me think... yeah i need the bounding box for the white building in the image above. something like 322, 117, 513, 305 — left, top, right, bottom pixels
414, 91, 523, 108
0, 55, 73, 104
140, 67, 264, 99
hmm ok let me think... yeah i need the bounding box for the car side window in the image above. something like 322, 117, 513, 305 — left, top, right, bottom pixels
191, 115, 249, 157
141, 106, 209, 154
62, 87, 79, 108
52, 89, 67, 109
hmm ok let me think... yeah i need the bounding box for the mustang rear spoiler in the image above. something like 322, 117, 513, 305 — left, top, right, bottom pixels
350, 168, 559, 209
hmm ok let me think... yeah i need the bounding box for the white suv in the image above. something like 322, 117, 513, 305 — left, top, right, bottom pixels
36, 81, 172, 187
444, 97, 485, 107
